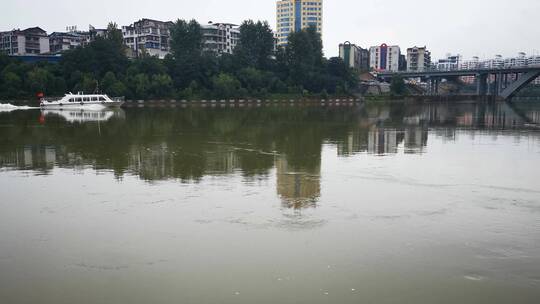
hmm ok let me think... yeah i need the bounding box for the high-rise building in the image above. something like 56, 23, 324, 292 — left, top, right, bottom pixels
0, 27, 50, 56
201, 22, 240, 55
276, 0, 323, 47
406, 46, 431, 71
339, 41, 369, 71
369, 44, 402, 72
122, 19, 173, 59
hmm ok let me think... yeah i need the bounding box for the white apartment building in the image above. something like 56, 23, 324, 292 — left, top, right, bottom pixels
436, 54, 461, 71
369, 44, 401, 72
122, 19, 173, 59
407, 46, 431, 71
339, 41, 369, 71
0, 27, 50, 55
201, 22, 240, 55
529, 55, 540, 66
48, 26, 94, 54
276, 0, 323, 47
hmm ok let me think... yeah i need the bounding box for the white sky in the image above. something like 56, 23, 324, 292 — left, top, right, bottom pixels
2, 0, 540, 60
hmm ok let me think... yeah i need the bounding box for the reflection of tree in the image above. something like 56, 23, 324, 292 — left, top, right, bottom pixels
1, 103, 539, 187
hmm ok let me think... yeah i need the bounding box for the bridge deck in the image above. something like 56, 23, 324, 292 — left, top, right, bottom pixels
377, 66, 540, 78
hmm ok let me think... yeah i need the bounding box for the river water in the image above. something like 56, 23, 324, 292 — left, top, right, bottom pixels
1, 102, 540, 304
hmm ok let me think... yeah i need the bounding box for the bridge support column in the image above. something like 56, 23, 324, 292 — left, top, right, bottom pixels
429, 78, 440, 95
476, 74, 488, 96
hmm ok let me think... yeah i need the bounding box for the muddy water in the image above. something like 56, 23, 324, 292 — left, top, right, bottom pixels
0, 102, 539, 304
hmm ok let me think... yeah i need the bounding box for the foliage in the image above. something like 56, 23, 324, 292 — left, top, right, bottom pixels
0, 20, 358, 101
235, 20, 275, 70
390, 75, 407, 96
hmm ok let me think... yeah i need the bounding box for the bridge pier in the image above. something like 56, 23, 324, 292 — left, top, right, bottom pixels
476, 74, 488, 96
429, 78, 440, 95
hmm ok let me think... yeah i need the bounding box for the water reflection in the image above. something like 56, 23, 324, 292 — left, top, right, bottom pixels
41, 108, 125, 123
1, 102, 540, 208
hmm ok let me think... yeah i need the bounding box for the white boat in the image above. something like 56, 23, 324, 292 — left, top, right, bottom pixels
40, 92, 124, 109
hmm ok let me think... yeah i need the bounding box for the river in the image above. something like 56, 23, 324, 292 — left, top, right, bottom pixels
1, 102, 539, 303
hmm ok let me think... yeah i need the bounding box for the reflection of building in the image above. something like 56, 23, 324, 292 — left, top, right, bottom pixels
368, 129, 400, 155
205, 149, 240, 174
0, 145, 56, 170
276, 156, 320, 209
276, 0, 323, 46
404, 128, 428, 153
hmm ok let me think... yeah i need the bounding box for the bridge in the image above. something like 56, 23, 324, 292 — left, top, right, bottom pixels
376, 66, 540, 100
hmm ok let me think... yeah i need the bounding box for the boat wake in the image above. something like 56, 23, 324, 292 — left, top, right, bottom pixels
0, 103, 108, 112
0, 103, 39, 112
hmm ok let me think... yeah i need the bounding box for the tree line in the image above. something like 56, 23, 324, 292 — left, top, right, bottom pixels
0, 20, 358, 100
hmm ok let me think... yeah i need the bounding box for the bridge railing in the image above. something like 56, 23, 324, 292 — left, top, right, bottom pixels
379, 64, 540, 75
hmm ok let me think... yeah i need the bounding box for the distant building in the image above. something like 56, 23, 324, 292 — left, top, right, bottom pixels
0, 27, 50, 55
339, 41, 369, 71
480, 54, 504, 69
399, 54, 407, 71
504, 52, 528, 68
369, 44, 402, 72
529, 55, 540, 66
460, 56, 480, 84
49, 26, 93, 54
406, 46, 431, 71
436, 54, 461, 71
122, 19, 173, 59
88, 25, 107, 41
201, 22, 240, 55
276, 0, 323, 47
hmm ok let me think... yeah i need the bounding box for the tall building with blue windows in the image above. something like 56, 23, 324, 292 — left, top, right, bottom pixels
276, 0, 323, 47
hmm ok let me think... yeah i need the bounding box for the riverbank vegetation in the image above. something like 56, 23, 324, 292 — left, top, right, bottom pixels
0, 21, 357, 101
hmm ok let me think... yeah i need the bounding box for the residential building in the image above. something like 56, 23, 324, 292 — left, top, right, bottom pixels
406, 46, 431, 71
339, 41, 369, 71
529, 55, 540, 66
88, 25, 107, 41
436, 54, 461, 71
460, 56, 480, 84
0, 27, 50, 55
49, 26, 92, 54
276, 0, 323, 47
201, 22, 240, 55
122, 19, 173, 59
369, 44, 402, 72
504, 52, 528, 68
481, 55, 504, 69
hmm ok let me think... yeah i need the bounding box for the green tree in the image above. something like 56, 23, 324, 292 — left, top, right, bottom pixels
61, 22, 128, 80
168, 19, 207, 90
390, 75, 407, 96
1, 71, 23, 98
285, 26, 325, 92
212, 73, 240, 99
150, 74, 174, 98
101, 71, 118, 93
26, 67, 55, 94
235, 20, 275, 70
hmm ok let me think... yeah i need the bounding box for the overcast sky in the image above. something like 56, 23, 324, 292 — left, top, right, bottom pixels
2, 0, 540, 60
